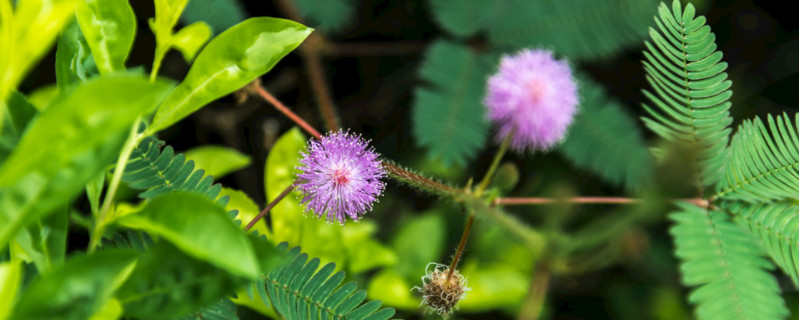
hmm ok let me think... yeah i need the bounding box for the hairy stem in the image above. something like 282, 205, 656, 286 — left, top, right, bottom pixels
89, 118, 143, 253
244, 184, 295, 232
476, 134, 511, 195
382, 162, 460, 197
447, 212, 475, 280
495, 197, 708, 207
254, 83, 322, 139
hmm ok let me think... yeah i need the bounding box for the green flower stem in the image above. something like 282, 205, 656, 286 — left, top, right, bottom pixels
88, 118, 144, 253
244, 183, 296, 232
150, 44, 168, 82
475, 133, 511, 196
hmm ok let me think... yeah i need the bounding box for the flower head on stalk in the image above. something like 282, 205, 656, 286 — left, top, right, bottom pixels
484, 49, 579, 152
295, 130, 386, 224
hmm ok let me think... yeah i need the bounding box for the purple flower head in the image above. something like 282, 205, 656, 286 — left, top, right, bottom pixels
295, 130, 386, 224
484, 49, 579, 152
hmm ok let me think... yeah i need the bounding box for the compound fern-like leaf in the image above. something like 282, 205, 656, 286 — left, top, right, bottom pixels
642, 0, 733, 188
715, 113, 799, 203
722, 201, 799, 286
251, 243, 395, 320
669, 201, 788, 320
172, 299, 240, 320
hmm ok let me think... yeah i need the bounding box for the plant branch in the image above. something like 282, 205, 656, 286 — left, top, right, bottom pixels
254, 83, 322, 139
382, 161, 460, 197
448, 211, 475, 280
494, 197, 708, 207
476, 134, 511, 195
244, 184, 295, 232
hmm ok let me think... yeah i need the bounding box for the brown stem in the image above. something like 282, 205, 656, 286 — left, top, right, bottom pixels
447, 213, 475, 280
494, 197, 709, 207
244, 184, 295, 232
254, 83, 322, 139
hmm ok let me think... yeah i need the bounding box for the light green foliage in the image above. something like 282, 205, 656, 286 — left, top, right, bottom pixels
88, 298, 122, 320
0, 262, 23, 320
0, 75, 173, 250
669, 202, 788, 320
723, 201, 799, 286
25, 85, 59, 111
293, 0, 354, 33
55, 21, 97, 91
75, 0, 136, 74
642, 0, 733, 187
116, 192, 259, 278
0, 0, 79, 103
148, 17, 312, 134
221, 187, 269, 236
10, 250, 137, 320
265, 128, 396, 274
171, 21, 212, 62
181, 0, 246, 35
413, 40, 493, 165
13, 205, 68, 273
86, 172, 105, 216
0, 91, 37, 165
257, 243, 395, 320
149, 0, 212, 64
715, 113, 799, 203
184, 145, 251, 179
430, 0, 657, 60
559, 77, 652, 192
171, 299, 239, 320
367, 269, 419, 309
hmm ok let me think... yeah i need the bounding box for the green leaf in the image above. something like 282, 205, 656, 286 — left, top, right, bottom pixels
116, 241, 249, 320
171, 21, 212, 62
221, 187, 269, 236
458, 260, 529, 311
342, 222, 397, 274
641, 0, 733, 188
0, 75, 173, 250
669, 201, 789, 320
13, 205, 69, 273
0, 261, 23, 320
715, 113, 798, 203
0, 0, 80, 102
559, 77, 653, 191
171, 299, 239, 320
180, 0, 246, 35
390, 211, 445, 281
88, 298, 122, 320
412, 40, 492, 165
25, 84, 59, 111
0, 91, 37, 165
184, 145, 251, 179
86, 172, 105, 217
75, 0, 137, 74
11, 250, 137, 320
293, 0, 354, 33
148, 17, 312, 134
723, 201, 799, 286
55, 21, 97, 91
117, 192, 259, 278
367, 269, 419, 309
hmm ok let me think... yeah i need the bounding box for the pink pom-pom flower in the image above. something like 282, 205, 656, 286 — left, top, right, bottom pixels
484, 49, 579, 152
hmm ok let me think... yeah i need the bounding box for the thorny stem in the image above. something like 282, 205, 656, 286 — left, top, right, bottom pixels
274, 0, 340, 132
447, 212, 475, 280
476, 134, 511, 195
254, 83, 322, 139
89, 117, 144, 253
494, 197, 709, 207
382, 162, 459, 196
244, 184, 296, 232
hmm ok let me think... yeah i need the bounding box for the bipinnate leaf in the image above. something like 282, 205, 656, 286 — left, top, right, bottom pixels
147, 17, 312, 134
0, 75, 173, 250
116, 192, 259, 278
412, 40, 492, 165
669, 201, 789, 320
75, 0, 137, 74
11, 250, 138, 320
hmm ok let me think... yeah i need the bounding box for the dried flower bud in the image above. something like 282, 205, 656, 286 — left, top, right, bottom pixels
414, 263, 470, 317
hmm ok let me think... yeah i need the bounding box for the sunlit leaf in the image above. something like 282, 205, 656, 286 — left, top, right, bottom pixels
0, 261, 23, 320
171, 21, 212, 61
75, 0, 136, 74
184, 145, 251, 179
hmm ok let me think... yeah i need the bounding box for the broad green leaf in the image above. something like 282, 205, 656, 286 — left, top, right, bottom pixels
88, 298, 122, 320
13, 205, 69, 273
342, 221, 397, 274
458, 260, 529, 311
559, 77, 652, 192
0, 75, 173, 250
221, 187, 269, 236
55, 21, 97, 90
11, 250, 137, 320
180, 0, 246, 35
117, 241, 250, 320
116, 192, 259, 278
0, 91, 37, 165
75, 0, 136, 74
0, 261, 23, 320
412, 40, 492, 165
148, 17, 312, 134
171, 21, 212, 62
367, 269, 419, 310
184, 145, 251, 179
390, 210, 445, 281
25, 84, 59, 111
0, 0, 79, 103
